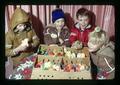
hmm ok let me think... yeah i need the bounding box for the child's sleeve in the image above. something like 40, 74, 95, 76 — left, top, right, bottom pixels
60, 28, 71, 47
90, 53, 114, 71
5, 32, 17, 57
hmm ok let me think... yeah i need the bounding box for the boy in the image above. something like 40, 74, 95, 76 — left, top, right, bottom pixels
88, 27, 115, 79
44, 8, 70, 47
69, 8, 96, 49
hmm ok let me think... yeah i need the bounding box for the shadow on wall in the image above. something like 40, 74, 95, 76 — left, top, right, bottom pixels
88, 11, 96, 27
64, 12, 75, 30
29, 13, 44, 44
110, 35, 115, 42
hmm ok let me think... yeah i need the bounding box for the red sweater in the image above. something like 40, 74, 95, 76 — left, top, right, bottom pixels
69, 23, 95, 46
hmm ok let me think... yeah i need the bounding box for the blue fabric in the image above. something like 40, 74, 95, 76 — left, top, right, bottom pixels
52, 9, 65, 23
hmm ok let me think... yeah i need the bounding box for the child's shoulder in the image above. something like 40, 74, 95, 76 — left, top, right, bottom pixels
62, 26, 70, 31
46, 24, 56, 29
98, 41, 115, 58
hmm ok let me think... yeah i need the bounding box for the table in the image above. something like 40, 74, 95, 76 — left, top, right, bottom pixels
8, 53, 37, 79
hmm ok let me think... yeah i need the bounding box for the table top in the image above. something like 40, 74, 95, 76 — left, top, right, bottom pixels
8, 53, 37, 79
8, 46, 91, 80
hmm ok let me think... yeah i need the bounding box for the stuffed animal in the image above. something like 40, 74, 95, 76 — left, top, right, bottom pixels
71, 40, 83, 50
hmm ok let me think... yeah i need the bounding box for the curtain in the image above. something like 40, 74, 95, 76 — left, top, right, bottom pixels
5, 5, 115, 42
60, 5, 115, 41
5, 5, 56, 43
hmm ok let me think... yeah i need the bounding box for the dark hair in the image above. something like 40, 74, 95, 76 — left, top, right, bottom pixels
76, 8, 90, 19
76, 8, 96, 26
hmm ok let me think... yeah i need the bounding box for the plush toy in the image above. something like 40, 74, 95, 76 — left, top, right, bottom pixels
79, 65, 85, 71
71, 40, 83, 50
65, 51, 72, 58
43, 61, 52, 70
71, 52, 76, 58
77, 52, 85, 58
13, 38, 29, 54
52, 64, 60, 71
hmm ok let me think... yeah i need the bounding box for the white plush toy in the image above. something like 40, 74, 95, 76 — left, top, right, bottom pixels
77, 53, 85, 58
13, 38, 29, 54
44, 61, 52, 70
65, 51, 72, 59
80, 65, 85, 71
71, 53, 76, 58
21, 38, 29, 47
52, 64, 60, 71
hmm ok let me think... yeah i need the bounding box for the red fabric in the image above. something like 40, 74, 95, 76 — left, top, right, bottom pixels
69, 25, 96, 46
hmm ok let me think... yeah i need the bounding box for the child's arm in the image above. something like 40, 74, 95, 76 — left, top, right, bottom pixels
69, 28, 78, 45
59, 28, 71, 47
90, 53, 114, 72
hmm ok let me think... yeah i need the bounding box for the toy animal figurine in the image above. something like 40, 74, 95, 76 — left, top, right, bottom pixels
35, 61, 43, 68
64, 64, 72, 72
43, 59, 52, 70
77, 52, 85, 58
52, 61, 61, 71
71, 52, 76, 58
65, 51, 72, 58
79, 64, 85, 71
71, 40, 83, 50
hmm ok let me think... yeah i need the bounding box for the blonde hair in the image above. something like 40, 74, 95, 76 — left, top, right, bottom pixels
88, 27, 109, 45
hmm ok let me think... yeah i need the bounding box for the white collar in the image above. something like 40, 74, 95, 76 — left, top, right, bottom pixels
75, 23, 91, 30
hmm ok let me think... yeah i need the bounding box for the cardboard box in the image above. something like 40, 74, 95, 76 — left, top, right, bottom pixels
31, 45, 92, 79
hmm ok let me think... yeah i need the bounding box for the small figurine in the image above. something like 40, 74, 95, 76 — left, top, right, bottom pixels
71, 52, 76, 58
77, 52, 85, 58
43, 59, 52, 70
52, 60, 61, 71
71, 40, 83, 50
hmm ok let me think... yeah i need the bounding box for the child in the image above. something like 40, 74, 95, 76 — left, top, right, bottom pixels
5, 7, 40, 67
44, 8, 70, 47
69, 8, 96, 49
88, 27, 115, 79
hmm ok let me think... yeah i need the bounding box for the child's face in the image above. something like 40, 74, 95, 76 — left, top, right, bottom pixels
78, 15, 89, 28
88, 41, 103, 52
54, 18, 65, 29
16, 23, 26, 31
